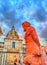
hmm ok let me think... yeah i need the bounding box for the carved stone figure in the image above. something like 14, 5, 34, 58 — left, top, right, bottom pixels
22, 21, 44, 65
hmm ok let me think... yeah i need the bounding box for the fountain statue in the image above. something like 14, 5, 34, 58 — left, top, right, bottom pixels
22, 21, 45, 65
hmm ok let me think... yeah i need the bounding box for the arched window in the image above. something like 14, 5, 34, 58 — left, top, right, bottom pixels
12, 42, 15, 48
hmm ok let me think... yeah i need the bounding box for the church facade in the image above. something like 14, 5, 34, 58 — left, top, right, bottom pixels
0, 26, 25, 65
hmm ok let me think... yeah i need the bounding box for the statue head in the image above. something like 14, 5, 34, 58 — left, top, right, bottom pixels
22, 21, 30, 32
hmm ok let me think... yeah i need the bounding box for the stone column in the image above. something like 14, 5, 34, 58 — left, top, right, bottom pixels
1, 51, 6, 65
1, 39, 7, 65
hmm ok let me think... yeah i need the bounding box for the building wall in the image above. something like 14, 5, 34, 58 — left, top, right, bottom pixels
6, 53, 19, 65
4, 39, 23, 64
0, 38, 25, 65
0, 43, 4, 48
5, 39, 22, 52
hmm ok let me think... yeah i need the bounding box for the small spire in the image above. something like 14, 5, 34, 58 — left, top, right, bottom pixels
12, 26, 15, 30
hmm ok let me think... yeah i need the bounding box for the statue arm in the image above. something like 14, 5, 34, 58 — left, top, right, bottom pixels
31, 28, 40, 47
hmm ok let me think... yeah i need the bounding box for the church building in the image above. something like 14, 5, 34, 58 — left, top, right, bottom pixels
0, 26, 25, 65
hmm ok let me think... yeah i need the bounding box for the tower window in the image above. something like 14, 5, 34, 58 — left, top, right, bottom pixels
12, 42, 15, 48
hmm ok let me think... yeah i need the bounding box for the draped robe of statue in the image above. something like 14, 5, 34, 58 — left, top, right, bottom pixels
44, 46, 47, 65
44, 46, 47, 54
22, 21, 45, 65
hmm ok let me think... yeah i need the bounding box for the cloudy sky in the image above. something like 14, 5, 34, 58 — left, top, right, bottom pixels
0, 0, 47, 41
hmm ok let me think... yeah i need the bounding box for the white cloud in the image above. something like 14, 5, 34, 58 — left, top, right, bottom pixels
0, 21, 10, 34
40, 21, 47, 29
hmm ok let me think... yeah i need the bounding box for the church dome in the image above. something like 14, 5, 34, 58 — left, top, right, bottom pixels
6, 26, 19, 39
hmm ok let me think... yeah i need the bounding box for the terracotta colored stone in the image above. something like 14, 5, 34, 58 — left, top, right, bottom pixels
24, 55, 44, 65
44, 46, 47, 54
43, 46, 47, 65
22, 21, 43, 65
44, 57, 47, 65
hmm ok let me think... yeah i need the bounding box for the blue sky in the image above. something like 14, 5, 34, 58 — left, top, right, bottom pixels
0, 0, 47, 40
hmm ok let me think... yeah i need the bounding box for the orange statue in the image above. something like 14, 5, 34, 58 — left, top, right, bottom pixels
43, 46, 47, 65
22, 21, 44, 65
44, 46, 47, 54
